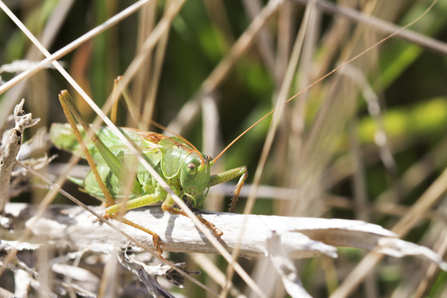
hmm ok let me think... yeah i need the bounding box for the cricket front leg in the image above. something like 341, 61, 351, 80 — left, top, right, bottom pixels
161, 196, 223, 240
104, 193, 165, 257
208, 166, 248, 213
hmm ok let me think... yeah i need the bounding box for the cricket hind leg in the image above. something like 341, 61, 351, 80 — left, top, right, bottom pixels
208, 166, 248, 213
161, 198, 223, 240
104, 193, 165, 258
107, 215, 163, 257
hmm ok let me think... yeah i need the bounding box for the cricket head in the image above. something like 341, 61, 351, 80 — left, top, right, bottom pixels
158, 137, 214, 207
181, 153, 214, 207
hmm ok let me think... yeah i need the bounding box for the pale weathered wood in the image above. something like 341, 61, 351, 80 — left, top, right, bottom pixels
3, 202, 447, 272
1, 202, 427, 262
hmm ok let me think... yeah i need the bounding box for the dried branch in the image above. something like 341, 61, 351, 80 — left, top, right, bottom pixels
0, 240, 55, 297
266, 232, 312, 298
3, 203, 447, 272
0, 99, 40, 215
117, 245, 199, 298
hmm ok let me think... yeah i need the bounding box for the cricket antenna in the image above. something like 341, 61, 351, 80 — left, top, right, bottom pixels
213, 89, 302, 163
150, 120, 205, 166
213, 108, 278, 163
213, 0, 436, 163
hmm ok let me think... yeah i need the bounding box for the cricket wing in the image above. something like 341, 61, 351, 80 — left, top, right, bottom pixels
50, 123, 104, 162
117, 128, 164, 169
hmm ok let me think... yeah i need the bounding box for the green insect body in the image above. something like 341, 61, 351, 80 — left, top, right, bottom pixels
50, 123, 216, 209
50, 90, 247, 257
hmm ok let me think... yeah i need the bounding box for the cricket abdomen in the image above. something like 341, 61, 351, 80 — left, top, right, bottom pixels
82, 163, 168, 202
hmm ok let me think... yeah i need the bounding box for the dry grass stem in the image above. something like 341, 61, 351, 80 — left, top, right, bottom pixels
293, 0, 447, 55
1, 0, 446, 296
167, 0, 283, 135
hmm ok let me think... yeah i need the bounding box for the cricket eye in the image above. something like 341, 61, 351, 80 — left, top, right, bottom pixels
187, 163, 197, 175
